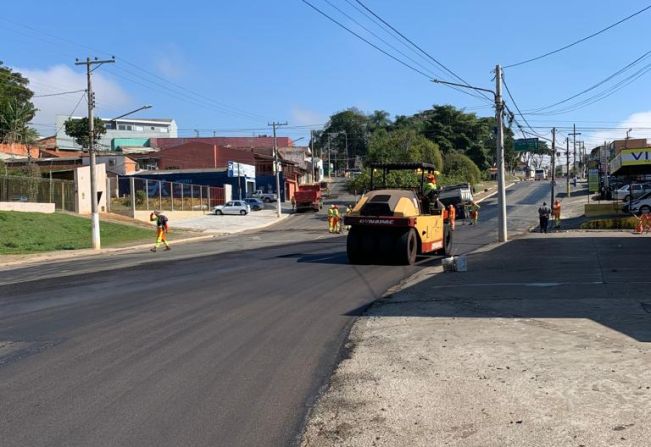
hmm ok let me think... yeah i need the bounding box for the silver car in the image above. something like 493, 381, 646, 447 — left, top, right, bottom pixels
213, 200, 251, 215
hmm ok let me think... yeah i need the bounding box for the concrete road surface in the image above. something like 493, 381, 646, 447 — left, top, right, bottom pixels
0, 181, 549, 446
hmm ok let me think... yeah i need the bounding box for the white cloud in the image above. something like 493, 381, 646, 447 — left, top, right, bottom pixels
586, 111, 651, 147
154, 44, 186, 79
291, 105, 326, 126
19, 65, 132, 136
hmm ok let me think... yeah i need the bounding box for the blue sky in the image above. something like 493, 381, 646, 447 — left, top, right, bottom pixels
2, 0, 650, 148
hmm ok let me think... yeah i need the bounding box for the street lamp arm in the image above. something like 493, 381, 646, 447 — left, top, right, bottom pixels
431, 79, 496, 96
111, 105, 153, 121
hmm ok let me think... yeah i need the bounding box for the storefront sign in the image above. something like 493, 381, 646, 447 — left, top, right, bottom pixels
588, 169, 599, 193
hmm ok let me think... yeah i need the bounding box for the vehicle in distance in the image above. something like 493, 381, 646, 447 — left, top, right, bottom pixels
244, 198, 264, 211
294, 184, 322, 212
613, 183, 651, 201
344, 162, 452, 266
534, 169, 547, 181
214, 200, 251, 215
438, 183, 473, 207
251, 190, 277, 202
624, 193, 651, 214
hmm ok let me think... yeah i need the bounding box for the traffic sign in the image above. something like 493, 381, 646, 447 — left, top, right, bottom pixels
514, 138, 539, 152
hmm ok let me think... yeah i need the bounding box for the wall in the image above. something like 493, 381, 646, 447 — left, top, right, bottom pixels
0, 202, 55, 213
0, 143, 40, 159
74, 164, 107, 214
130, 170, 252, 202
82, 155, 137, 175
156, 142, 256, 170
150, 136, 292, 150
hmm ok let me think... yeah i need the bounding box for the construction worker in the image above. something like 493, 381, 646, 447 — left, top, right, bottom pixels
448, 204, 456, 231
469, 202, 480, 225
552, 199, 561, 230
424, 171, 440, 194
634, 210, 651, 234
150, 210, 170, 252
290, 195, 296, 212
327, 204, 340, 233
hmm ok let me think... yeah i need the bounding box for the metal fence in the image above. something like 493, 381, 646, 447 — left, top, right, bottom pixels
107, 176, 225, 215
0, 175, 75, 211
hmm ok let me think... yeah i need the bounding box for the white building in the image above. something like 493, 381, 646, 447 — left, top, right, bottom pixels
55, 116, 177, 151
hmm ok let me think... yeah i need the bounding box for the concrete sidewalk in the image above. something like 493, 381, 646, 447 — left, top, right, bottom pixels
173, 209, 288, 234
301, 232, 651, 447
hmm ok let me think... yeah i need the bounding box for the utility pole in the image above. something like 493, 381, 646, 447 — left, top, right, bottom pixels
75, 56, 115, 250
566, 137, 571, 197
310, 130, 317, 182
569, 124, 581, 179
551, 127, 556, 204
495, 65, 507, 242
269, 121, 287, 217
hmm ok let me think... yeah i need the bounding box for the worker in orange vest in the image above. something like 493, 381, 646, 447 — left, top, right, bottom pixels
552, 199, 561, 230
448, 204, 456, 231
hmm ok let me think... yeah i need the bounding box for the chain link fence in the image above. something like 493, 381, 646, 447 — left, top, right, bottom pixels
107, 176, 225, 215
0, 175, 75, 211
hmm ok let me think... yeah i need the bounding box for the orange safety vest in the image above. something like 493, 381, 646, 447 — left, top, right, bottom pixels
448, 206, 456, 220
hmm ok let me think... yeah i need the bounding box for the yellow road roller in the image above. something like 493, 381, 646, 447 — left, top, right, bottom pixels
343, 162, 452, 265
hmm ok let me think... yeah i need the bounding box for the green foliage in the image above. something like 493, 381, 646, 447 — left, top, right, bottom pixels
0, 63, 38, 144
314, 108, 371, 170
0, 211, 153, 254
581, 217, 637, 230
64, 117, 107, 148
443, 152, 482, 185
366, 127, 443, 169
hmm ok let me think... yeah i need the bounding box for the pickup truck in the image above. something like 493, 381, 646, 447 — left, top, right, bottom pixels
251, 190, 278, 202
438, 183, 474, 206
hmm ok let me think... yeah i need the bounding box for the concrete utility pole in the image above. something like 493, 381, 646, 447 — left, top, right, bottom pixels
569, 124, 581, 178
495, 65, 507, 243
551, 127, 556, 204
75, 56, 115, 250
566, 137, 571, 197
269, 121, 287, 217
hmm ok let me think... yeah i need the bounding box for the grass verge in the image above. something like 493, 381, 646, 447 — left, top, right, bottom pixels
0, 211, 154, 254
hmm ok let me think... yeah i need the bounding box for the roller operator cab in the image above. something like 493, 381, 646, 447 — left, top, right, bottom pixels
344, 162, 453, 265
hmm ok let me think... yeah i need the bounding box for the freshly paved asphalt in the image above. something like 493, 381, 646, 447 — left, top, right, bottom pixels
0, 181, 550, 447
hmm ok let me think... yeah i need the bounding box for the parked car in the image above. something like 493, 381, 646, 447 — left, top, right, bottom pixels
251, 190, 277, 203
243, 197, 264, 211
613, 183, 651, 201
624, 193, 651, 214
213, 200, 250, 215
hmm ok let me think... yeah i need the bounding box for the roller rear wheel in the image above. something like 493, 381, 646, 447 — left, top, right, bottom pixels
396, 229, 418, 265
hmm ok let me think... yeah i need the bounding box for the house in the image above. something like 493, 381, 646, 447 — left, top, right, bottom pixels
0, 143, 40, 160
81, 154, 138, 176
55, 116, 177, 151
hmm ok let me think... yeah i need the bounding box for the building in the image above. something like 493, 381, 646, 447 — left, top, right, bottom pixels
81, 154, 138, 176
149, 136, 293, 151
55, 116, 177, 151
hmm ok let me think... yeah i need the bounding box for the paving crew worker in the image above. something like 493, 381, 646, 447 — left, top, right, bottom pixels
150, 210, 171, 252
448, 204, 456, 231
424, 171, 440, 195
552, 199, 561, 230
538, 202, 551, 234
469, 201, 480, 225
327, 204, 341, 233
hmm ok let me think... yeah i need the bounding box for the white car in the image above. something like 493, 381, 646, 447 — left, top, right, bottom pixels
628, 195, 651, 214
613, 184, 651, 201
213, 200, 250, 215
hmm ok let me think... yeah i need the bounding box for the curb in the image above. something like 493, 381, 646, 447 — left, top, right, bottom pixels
1, 214, 290, 269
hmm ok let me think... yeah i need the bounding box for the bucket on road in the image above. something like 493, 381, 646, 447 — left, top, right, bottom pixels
442, 255, 467, 272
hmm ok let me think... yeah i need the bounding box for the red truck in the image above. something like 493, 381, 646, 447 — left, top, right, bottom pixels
294, 184, 323, 212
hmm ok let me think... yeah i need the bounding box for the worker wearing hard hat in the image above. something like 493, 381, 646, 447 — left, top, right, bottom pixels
327, 204, 341, 233
424, 171, 440, 194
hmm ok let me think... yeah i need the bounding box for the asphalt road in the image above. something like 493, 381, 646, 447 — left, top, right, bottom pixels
0, 180, 550, 447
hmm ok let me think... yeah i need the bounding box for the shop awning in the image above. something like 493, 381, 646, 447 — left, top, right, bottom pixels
609, 148, 651, 176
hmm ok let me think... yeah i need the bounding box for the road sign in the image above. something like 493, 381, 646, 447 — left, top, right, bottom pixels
514, 138, 539, 152
588, 169, 599, 193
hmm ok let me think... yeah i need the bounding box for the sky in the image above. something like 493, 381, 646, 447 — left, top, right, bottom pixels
1, 0, 650, 149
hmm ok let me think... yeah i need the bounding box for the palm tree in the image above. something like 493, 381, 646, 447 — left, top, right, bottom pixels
0, 99, 37, 144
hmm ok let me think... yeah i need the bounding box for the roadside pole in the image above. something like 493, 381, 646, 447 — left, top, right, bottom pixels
269, 121, 287, 218
551, 127, 556, 204
75, 56, 115, 250
495, 65, 507, 242
566, 137, 571, 197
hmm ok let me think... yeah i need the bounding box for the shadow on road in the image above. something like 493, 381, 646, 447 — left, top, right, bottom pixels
346, 237, 651, 342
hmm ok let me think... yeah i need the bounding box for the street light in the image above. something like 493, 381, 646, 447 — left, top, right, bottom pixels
292, 137, 306, 144
110, 104, 152, 122
626, 128, 633, 149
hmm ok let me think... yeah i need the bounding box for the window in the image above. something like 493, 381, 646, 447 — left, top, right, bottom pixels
159, 128, 168, 133
118, 124, 133, 131
150, 126, 156, 131
135, 126, 143, 132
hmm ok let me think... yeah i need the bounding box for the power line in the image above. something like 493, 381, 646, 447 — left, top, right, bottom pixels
527, 49, 651, 114
33, 89, 87, 98
302, 0, 433, 79
352, 0, 493, 103
505, 4, 651, 68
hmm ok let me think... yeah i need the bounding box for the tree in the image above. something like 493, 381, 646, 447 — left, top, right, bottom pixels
443, 152, 482, 185
64, 117, 107, 149
0, 62, 37, 143
367, 127, 443, 170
